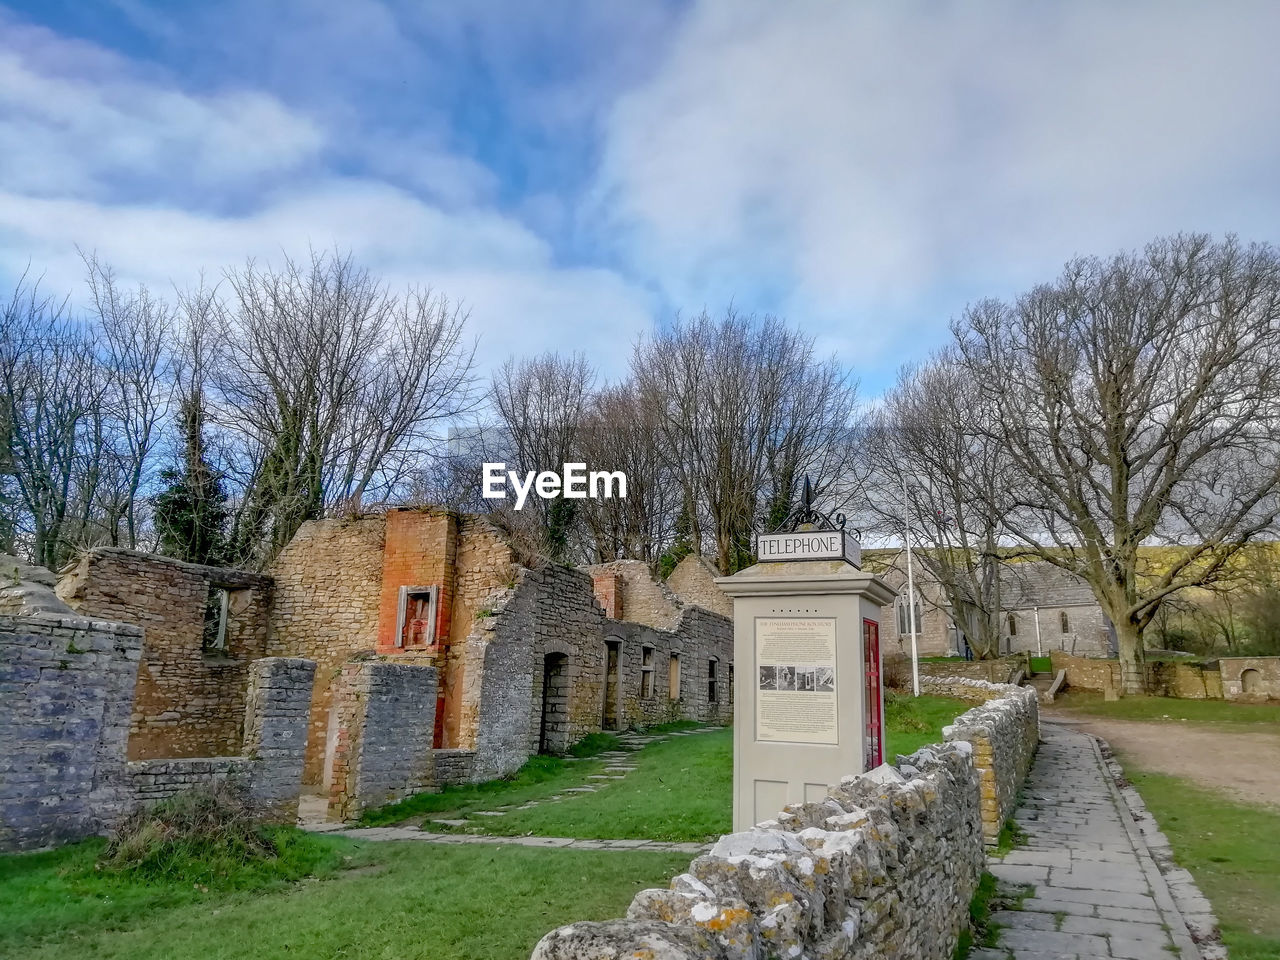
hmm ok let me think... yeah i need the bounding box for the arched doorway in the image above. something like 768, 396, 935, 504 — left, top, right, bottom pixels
1241, 668, 1263, 696
540, 652, 571, 753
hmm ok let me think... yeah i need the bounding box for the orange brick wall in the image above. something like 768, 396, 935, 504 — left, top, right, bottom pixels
375, 510, 457, 653
591, 572, 624, 619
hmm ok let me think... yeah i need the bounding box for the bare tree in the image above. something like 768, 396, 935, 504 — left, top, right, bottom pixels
577, 382, 680, 563
490, 352, 595, 560
210, 249, 476, 566
0, 271, 102, 569
83, 253, 176, 550
633, 310, 861, 574
866, 352, 1009, 658
954, 234, 1280, 693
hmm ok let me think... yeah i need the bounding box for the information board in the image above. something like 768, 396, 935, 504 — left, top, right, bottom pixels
754, 616, 838, 744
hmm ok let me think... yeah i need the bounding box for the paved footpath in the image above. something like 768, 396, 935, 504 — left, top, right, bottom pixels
980, 720, 1203, 960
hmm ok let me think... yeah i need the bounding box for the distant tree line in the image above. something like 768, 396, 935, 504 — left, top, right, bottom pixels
0, 249, 477, 571
5, 233, 1279, 695
872, 234, 1280, 692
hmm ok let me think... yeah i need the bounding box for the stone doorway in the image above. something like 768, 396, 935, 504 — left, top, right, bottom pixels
539, 652, 571, 754
602, 640, 621, 730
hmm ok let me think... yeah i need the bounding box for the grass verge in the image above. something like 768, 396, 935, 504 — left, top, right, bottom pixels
0, 838, 688, 960
884, 693, 972, 758
1124, 769, 1280, 960
1054, 692, 1280, 726
443, 726, 732, 841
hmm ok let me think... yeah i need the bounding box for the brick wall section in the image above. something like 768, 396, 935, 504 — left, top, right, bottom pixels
0, 612, 142, 851
57, 548, 272, 760
664, 554, 733, 618
924, 676, 1040, 845
375, 509, 455, 652
590, 570, 623, 619
532, 740, 986, 960
327, 660, 438, 820
582, 559, 683, 629
268, 516, 385, 786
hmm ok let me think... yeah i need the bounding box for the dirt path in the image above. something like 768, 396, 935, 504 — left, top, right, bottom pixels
1048, 711, 1280, 808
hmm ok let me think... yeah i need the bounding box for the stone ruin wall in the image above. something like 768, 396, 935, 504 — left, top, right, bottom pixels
665, 554, 734, 618
1049, 650, 1280, 701
57, 548, 272, 760
1219, 655, 1280, 701
531, 680, 1037, 960
129, 657, 316, 820
0, 600, 314, 852
268, 516, 386, 786
584, 558, 684, 630
326, 659, 438, 820
921, 677, 1040, 844
0, 611, 142, 851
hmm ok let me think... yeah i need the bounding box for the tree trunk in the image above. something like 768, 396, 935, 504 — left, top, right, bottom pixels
1114, 620, 1147, 696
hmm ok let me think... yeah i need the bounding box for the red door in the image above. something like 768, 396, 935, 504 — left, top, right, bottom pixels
863, 618, 883, 769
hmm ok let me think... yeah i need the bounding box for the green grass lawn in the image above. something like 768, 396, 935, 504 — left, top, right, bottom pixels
385, 698, 970, 842
0, 836, 689, 960
884, 693, 973, 758
445, 727, 733, 841
1054, 691, 1280, 726
1123, 770, 1280, 960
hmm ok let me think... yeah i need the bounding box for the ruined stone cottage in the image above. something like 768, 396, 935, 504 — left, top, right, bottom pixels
46, 509, 732, 824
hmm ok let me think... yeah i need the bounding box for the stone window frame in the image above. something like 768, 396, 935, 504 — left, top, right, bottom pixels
1007, 612, 1018, 637
641, 645, 655, 699
894, 594, 922, 636
202, 585, 232, 655
1059, 610, 1070, 633
707, 656, 719, 703
668, 651, 681, 701
394, 585, 439, 649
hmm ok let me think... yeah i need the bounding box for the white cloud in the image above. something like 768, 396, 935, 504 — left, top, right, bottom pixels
0, 10, 655, 380
593, 1, 1280, 367
0, 181, 653, 379
0, 30, 324, 198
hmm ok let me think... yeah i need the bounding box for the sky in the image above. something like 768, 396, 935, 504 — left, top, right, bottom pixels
2, 0, 1279, 393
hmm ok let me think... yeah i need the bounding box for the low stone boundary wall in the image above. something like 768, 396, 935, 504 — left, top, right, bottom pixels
923, 677, 1040, 845
530, 682, 1038, 960
433, 749, 476, 785
128, 757, 251, 803
914, 657, 1024, 685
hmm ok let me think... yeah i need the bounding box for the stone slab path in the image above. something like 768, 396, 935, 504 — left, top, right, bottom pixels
980, 720, 1205, 960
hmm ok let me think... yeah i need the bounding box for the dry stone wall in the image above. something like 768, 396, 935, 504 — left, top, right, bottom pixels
922, 676, 1040, 845
531, 681, 1038, 960
533, 741, 985, 960
0, 612, 142, 851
